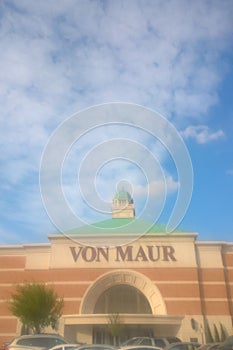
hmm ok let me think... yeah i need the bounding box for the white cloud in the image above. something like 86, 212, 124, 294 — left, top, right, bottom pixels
135, 176, 179, 198
1, 0, 232, 127
181, 125, 225, 144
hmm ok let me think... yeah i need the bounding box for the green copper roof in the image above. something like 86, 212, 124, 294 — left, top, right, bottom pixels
114, 189, 133, 202
65, 218, 182, 235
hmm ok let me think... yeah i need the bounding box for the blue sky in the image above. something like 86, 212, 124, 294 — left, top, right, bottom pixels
0, 0, 233, 245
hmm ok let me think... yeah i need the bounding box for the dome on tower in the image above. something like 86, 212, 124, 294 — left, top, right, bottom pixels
113, 189, 133, 203
112, 189, 135, 218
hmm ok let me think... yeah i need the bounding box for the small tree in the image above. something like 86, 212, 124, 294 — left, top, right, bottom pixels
9, 282, 64, 334
107, 313, 124, 346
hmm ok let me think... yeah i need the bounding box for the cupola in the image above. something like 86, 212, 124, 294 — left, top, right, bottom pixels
111, 189, 135, 218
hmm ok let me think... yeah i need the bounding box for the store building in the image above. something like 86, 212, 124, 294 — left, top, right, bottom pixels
0, 191, 232, 345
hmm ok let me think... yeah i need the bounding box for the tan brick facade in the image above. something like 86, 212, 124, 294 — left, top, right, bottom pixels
0, 233, 232, 345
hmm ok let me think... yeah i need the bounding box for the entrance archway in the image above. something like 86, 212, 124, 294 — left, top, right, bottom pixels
80, 270, 167, 315
80, 270, 167, 344
64, 270, 182, 343
94, 284, 152, 314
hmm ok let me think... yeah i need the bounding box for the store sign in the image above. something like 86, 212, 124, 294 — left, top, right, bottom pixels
70, 245, 177, 263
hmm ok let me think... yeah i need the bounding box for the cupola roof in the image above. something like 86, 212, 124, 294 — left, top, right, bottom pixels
113, 189, 133, 203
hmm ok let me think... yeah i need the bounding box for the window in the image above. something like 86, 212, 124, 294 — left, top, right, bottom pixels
18, 338, 66, 348
140, 339, 153, 346
154, 340, 166, 348
94, 284, 152, 314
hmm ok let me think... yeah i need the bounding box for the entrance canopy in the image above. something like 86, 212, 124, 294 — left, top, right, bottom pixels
64, 314, 183, 326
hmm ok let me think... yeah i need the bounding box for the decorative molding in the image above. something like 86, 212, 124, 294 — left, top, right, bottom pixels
80, 269, 167, 315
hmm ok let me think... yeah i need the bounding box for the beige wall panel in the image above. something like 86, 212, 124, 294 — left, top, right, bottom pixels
196, 244, 223, 268
73, 325, 93, 344
179, 316, 204, 343
49, 235, 197, 269
25, 251, 50, 269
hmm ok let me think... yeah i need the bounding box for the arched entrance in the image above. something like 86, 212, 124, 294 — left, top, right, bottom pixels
93, 283, 154, 343
63, 270, 182, 344
80, 270, 168, 344
94, 284, 152, 314
80, 270, 167, 315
